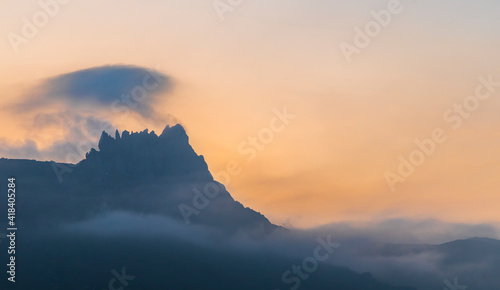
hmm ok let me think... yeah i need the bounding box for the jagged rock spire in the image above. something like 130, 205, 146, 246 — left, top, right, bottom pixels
83, 124, 210, 181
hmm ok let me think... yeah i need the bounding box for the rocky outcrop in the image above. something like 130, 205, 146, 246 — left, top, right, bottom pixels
76, 124, 212, 183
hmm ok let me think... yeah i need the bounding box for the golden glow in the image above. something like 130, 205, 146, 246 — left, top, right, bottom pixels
1, 0, 500, 228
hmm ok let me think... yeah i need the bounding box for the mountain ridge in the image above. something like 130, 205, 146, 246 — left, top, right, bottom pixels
0, 124, 280, 236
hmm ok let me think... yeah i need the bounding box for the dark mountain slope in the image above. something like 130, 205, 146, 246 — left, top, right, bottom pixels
1, 125, 277, 235
0, 124, 418, 290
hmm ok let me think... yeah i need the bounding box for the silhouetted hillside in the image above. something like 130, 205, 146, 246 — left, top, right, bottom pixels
1, 125, 278, 235
0, 125, 419, 290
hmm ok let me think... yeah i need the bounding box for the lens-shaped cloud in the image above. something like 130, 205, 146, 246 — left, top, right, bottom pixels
20, 65, 171, 119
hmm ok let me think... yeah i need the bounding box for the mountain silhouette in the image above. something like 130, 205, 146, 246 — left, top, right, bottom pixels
79, 125, 212, 182
0, 124, 419, 290
1, 124, 278, 236
327, 236, 500, 290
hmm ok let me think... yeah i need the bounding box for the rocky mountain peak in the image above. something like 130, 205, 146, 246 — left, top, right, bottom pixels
77, 124, 211, 182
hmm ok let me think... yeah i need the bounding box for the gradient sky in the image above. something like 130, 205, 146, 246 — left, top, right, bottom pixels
2, 0, 500, 228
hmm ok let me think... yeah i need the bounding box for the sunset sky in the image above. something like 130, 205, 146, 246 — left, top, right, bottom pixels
1, 0, 500, 228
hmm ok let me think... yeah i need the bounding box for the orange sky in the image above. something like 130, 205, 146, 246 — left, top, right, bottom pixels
1, 0, 500, 228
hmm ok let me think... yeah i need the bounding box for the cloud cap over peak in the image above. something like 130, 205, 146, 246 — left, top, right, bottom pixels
21, 64, 172, 118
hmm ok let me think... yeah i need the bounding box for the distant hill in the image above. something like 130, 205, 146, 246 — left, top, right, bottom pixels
330, 237, 500, 290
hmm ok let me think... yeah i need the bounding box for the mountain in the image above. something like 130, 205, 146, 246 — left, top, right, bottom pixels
329, 237, 500, 290
0, 124, 418, 290
1, 125, 277, 235
78, 125, 213, 183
